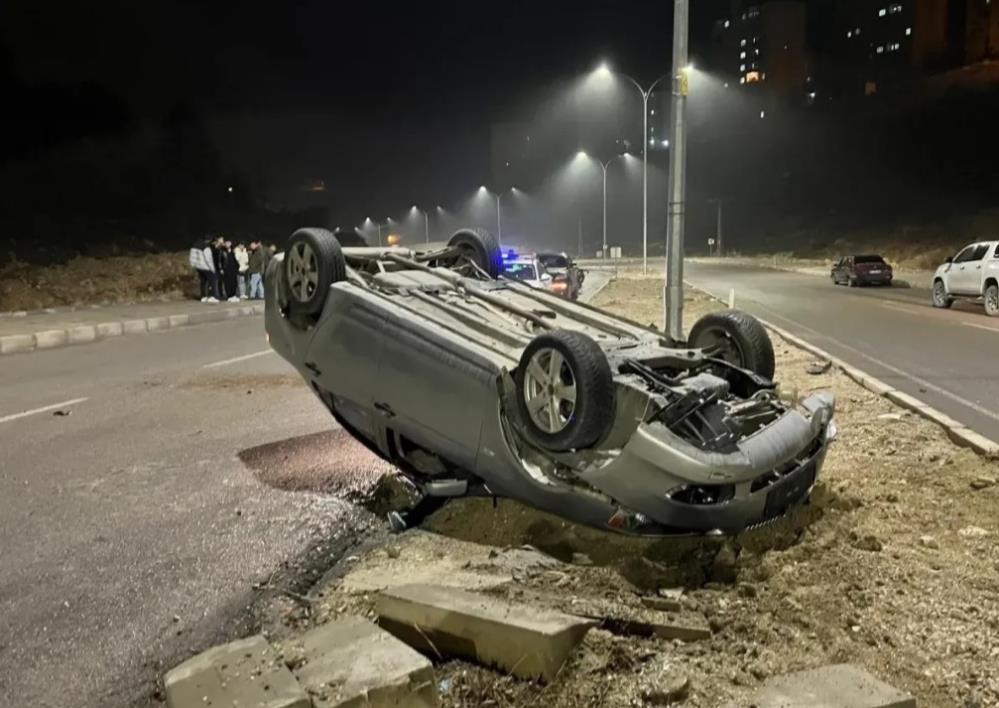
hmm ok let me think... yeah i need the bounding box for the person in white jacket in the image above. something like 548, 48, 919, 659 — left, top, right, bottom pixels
234, 243, 250, 300
188, 237, 221, 302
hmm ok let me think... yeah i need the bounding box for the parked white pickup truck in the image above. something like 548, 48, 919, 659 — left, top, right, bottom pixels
932, 241, 999, 317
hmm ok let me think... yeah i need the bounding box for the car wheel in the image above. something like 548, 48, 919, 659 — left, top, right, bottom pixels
848, 277, 857, 287
285, 228, 345, 318
447, 228, 502, 279
985, 283, 999, 317
688, 310, 776, 380
515, 330, 615, 452
932, 280, 953, 309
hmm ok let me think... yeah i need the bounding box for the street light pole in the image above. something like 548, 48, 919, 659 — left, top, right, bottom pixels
425, 211, 430, 243
601, 162, 608, 257
620, 73, 670, 275
496, 194, 502, 242
664, 0, 690, 342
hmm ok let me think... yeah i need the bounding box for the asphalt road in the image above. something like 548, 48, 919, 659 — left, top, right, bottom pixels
685, 261, 999, 442
0, 314, 390, 707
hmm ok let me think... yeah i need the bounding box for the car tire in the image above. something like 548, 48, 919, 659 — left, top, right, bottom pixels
848, 277, 857, 287
515, 330, 615, 452
285, 228, 345, 318
932, 280, 953, 309
688, 310, 776, 380
985, 282, 999, 317
447, 228, 502, 279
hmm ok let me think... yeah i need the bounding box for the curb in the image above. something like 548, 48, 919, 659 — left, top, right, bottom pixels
684, 281, 999, 460
0, 303, 265, 358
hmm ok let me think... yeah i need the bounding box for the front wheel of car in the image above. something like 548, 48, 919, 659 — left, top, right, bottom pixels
688, 310, 776, 380
515, 330, 615, 452
285, 228, 346, 318
932, 280, 953, 309
985, 283, 999, 317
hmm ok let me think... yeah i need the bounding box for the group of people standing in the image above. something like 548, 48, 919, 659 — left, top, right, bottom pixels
189, 236, 274, 303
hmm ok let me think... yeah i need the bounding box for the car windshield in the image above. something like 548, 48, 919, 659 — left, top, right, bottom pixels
854, 255, 885, 264
503, 262, 538, 281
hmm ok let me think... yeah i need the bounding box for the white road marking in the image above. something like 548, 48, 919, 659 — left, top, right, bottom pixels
0, 397, 89, 425
689, 280, 999, 424
202, 350, 274, 369
963, 321, 999, 334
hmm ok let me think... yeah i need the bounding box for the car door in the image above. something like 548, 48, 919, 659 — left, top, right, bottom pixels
949, 244, 987, 294
831, 258, 844, 282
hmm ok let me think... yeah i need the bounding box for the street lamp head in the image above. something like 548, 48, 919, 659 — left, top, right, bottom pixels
594, 61, 612, 78
411, 205, 419, 212
478, 185, 488, 193
575, 150, 588, 159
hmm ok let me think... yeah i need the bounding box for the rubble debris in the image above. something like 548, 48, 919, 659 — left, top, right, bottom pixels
743, 663, 916, 708
289, 615, 438, 708
807, 360, 833, 375
163, 635, 308, 708
969, 476, 996, 490
375, 583, 594, 681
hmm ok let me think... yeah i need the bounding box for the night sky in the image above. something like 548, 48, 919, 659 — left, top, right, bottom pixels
1, 0, 724, 226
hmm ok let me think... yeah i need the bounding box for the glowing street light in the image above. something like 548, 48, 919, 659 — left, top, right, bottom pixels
589, 61, 671, 275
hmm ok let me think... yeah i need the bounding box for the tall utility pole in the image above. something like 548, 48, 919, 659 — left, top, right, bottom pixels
424, 210, 430, 243
664, 0, 689, 342
577, 217, 583, 257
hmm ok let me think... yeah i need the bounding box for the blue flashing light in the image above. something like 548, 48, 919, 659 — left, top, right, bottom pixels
503, 248, 518, 261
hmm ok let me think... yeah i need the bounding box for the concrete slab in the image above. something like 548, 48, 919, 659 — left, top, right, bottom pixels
168, 314, 190, 328
0, 334, 35, 355
163, 634, 309, 708
34, 329, 68, 349
67, 325, 97, 345
947, 426, 999, 459
145, 316, 170, 331
750, 663, 916, 708
96, 322, 124, 338
187, 310, 227, 325
122, 319, 148, 334
290, 615, 438, 708
376, 583, 594, 681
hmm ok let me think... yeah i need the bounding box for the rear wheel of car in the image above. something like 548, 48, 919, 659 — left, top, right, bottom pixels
688, 310, 776, 380
985, 283, 999, 317
447, 228, 502, 279
932, 280, 953, 309
515, 330, 615, 452
285, 228, 345, 318
848, 277, 858, 287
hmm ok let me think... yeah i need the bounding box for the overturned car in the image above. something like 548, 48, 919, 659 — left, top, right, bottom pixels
266, 227, 836, 536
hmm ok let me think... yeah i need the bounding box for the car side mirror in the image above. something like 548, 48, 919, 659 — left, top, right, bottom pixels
541, 273, 553, 282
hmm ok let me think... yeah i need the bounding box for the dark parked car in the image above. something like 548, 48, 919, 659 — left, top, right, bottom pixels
538, 252, 585, 299
831, 255, 893, 286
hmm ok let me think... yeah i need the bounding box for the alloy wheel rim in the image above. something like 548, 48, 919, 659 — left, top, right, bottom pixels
988, 287, 999, 313
287, 242, 319, 302
698, 327, 744, 367
523, 347, 577, 434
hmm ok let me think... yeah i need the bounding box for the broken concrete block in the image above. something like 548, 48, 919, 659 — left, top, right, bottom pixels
751, 663, 915, 708
376, 583, 594, 681
291, 615, 438, 708
574, 598, 711, 642
163, 634, 308, 708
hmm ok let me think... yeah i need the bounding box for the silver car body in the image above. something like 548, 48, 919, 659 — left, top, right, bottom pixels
266, 247, 836, 535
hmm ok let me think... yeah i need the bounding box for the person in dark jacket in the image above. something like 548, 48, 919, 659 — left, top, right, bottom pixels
247, 240, 267, 299
220, 239, 240, 301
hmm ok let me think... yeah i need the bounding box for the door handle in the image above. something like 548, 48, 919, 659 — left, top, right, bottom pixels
374, 402, 395, 418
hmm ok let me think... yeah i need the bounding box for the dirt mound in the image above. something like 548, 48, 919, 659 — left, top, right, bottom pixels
0, 251, 197, 312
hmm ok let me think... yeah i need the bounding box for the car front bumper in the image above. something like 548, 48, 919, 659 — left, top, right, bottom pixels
579, 393, 836, 533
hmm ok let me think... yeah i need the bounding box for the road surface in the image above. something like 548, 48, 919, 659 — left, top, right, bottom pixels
685, 261, 999, 443
0, 313, 391, 707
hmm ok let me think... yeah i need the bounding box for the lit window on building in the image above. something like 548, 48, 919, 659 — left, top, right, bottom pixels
740, 51, 747, 59
740, 38, 747, 46
905, 27, 912, 35
889, 3, 903, 14
879, 8, 887, 17
876, 45, 884, 53
755, 48, 761, 55
847, 30, 853, 38
748, 6, 760, 18
740, 64, 746, 71
745, 71, 762, 83
740, 76, 746, 84
856, 27, 861, 35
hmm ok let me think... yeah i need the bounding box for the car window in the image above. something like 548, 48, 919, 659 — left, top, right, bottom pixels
502, 262, 538, 281
539, 255, 568, 268
969, 245, 990, 261
953, 246, 977, 263
854, 255, 885, 264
